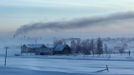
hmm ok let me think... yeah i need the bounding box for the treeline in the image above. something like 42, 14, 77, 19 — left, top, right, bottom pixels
53, 38, 107, 55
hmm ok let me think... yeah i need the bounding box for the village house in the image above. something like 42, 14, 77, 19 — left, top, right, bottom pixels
21, 44, 52, 55
53, 44, 72, 55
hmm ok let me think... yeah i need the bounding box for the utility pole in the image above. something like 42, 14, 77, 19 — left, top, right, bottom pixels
4, 46, 8, 67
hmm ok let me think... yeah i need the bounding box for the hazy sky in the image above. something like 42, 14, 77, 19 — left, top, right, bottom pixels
1, 0, 134, 37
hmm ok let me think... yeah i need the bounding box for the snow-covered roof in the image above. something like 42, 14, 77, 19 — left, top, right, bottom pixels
46, 44, 54, 48
24, 44, 46, 48
54, 44, 67, 51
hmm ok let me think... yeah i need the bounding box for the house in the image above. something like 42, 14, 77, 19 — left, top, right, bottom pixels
21, 44, 52, 55
53, 44, 71, 55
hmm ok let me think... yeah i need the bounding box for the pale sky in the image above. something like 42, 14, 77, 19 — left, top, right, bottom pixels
1, 0, 134, 37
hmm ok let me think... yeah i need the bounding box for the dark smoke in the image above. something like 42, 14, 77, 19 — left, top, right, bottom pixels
14, 12, 134, 37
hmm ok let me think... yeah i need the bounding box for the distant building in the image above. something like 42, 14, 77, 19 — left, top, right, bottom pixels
53, 44, 72, 55
21, 44, 52, 55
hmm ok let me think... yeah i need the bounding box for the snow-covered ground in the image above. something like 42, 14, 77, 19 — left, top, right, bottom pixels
1, 37, 134, 75
0, 55, 134, 75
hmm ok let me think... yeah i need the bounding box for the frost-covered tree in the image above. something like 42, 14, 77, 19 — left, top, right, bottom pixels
53, 39, 64, 47
96, 38, 103, 55
104, 44, 108, 54
70, 40, 77, 54
81, 39, 91, 54
119, 43, 128, 54
89, 39, 95, 55
71, 38, 81, 54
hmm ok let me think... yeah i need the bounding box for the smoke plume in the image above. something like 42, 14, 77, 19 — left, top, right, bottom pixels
14, 12, 134, 37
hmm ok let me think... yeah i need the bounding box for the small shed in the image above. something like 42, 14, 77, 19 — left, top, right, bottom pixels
53, 44, 71, 55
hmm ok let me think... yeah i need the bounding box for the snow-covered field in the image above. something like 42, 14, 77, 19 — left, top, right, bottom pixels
0, 55, 134, 75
